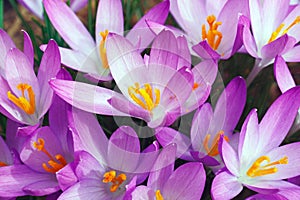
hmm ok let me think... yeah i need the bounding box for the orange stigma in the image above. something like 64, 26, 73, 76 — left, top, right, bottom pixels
7, 83, 35, 115
247, 155, 288, 177
128, 83, 160, 111
202, 15, 222, 50
99, 30, 109, 69
33, 138, 67, 174
203, 130, 228, 156
268, 16, 300, 43
0, 161, 7, 167
193, 82, 199, 90
102, 170, 127, 192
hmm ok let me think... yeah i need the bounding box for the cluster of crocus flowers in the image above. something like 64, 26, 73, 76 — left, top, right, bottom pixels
0, 0, 300, 199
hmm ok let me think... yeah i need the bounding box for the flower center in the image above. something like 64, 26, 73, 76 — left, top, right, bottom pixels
155, 190, 164, 200
99, 30, 109, 69
247, 155, 288, 177
7, 83, 35, 115
128, 82, 160, 111
202, 15, 222, 50
33, 138, 67, 174
203, 130, 228, 156
268, 16, 300, 43
0, 162, 7, 167
102, 170, 127, 192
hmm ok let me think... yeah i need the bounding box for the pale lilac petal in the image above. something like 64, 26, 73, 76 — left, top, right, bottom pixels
247, 193, 287, 200
282, 5, 300, 41
193, 59, 217, 85
242, 19, 259, 58
56, 162, 77, 191
219, 135, 239, 176
211, 170, 243, 200
37, 40, 61, 117
49, 79, 128, 116
155, 127, 192, 160
163, 163, 205, 200
147, 144, 176, 191
95, 0, 123, 44
0, 29, 16, 75
259, 86, 300, 152
70, 0, 88, 12
22, 30, 34, 67
23, 179, 60, 196
43, 0, 95, 51
177, 35, 191, 69
274, 55, 296, 93
125, 0, 170, 51
131, 186, 154, 200
0, 136, 13, 165
18, 0, 43, 19
69, 108, 108, 164
282, 44, 300, 62
192, 41, 221, 61
245, 180, 298, 195
0, 165, 57, 197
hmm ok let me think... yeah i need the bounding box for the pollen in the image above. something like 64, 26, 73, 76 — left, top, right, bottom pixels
99, 29, 109, 69
102, 170, 127, 192
203, 130, 228, 156
247, 155, 288, 177
7, 83, 35, 115
155, 190, 164, 200
128, 83, 160, 112
33, 138, 67, 174
268, 16, 300, 43
202, 15, 223, 50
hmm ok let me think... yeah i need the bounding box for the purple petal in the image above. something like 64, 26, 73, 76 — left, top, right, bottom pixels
70, 0, 88, 12
22, 30, 34, 67
192, 41, 221, 61
56, 162, 77, 191
131, 186, 154, 200
242, 17, 259, 58
147, 144, 176, 190
0, 29, 16, 75
43, 0, 95, 51
219, 135, 239, 176
125, 0, 170, 51
23, 179, 60, 196
0, 136, 13, 165
95, 0, 124, 44
274, 55, 296, 93
37, 40, 61, 117
246, 193, 287, 200
163, 162, 206, 200
259, 86, 300, 152
49, 79, 128, 116
211, 170, 243, 200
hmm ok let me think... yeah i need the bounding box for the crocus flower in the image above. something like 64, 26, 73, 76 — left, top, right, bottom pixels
155, 77, 246, 170
17, 0, 88, 19
0, 74, 74, 197
57, 108, 159, 199
274, 55, 300, 134
43, 0, 170, 81
131, 144, 206, 200
241, 0, 300, 84
0, 38, 61, 126
211, 86, 300, 199
148, 0, 249, 61
49, 30, 216, 128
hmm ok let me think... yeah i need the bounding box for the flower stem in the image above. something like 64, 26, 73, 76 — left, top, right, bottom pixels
246, 59, 262, 87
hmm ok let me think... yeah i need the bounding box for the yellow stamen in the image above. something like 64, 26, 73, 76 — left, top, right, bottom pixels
0, 162, 7, 167
128, 83, 160, 112
268, 16, 300, 43
202, 15, 222, 50
7, 83, 35, 115
33, 138, 67, 174
99, 30, 109, 69
102, 170, 127, 192
247, 156, 288, 177
155, 190, 164, 200
203, 130, 228, 156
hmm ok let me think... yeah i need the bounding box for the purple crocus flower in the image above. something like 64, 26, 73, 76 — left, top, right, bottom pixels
148, 0, 249, 61
0, 71, 74, 197
49, 30, 216, 128
0, 36, 61, 127
131, 144, 206, 200
17, 0, 88, 19
43, 0, 170, 81
241, 0, 300, 84
274, 55, 300, 134
57, 108, 159, 199
211, 86, 300, 199
155, 77, 246, 170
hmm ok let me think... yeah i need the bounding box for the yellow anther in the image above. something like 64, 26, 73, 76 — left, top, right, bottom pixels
33, 138, 67, 174
155, 190, 164, 200
203, 130, 228, 157
102, 170, 127, 192
128, 83, 160, 112
7, 83, 35, 115
202, 15, 223, 50
99, 30, 109, 69
268, 16, 300, 43
247, 156, 288, 177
